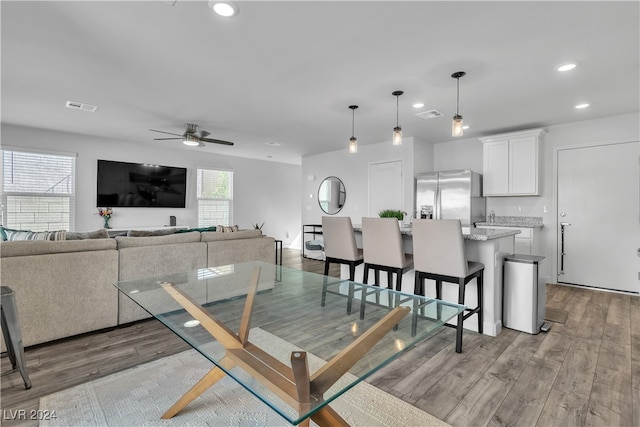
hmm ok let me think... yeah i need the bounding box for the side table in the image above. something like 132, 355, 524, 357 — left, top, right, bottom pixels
1, 286, 32, 389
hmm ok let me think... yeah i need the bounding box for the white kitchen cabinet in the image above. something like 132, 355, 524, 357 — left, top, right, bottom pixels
480, 128, 545, 196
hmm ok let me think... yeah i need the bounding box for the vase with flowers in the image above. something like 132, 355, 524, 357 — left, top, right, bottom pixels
97, 207, 114, 229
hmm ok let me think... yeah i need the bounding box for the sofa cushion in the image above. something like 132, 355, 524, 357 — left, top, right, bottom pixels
1, 226, 66, 241
200, 229, 262, 242
127, 228, 178, 237
115, 231, 201, 249
65, 229, 110, 240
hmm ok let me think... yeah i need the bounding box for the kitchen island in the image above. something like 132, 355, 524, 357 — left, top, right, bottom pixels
347, 225, 520, 337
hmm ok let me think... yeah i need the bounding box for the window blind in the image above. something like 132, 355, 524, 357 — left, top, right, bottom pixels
2, 150, 76, 231
196, 169, 233, 227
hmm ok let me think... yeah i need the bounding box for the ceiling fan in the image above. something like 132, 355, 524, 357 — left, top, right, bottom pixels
150, 123, 234, 147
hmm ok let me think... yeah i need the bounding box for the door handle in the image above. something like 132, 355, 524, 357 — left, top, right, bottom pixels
559, 222, 571, 275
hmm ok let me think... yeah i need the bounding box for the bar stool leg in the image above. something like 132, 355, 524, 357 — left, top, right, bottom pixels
455, 278, 466, 354
477, 272, 484, 334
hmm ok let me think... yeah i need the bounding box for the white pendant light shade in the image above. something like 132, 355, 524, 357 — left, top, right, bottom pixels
451, 71, 466, 137
452, 115, 464, 137
349, 136, 358, 154
348, 105, 358, 154
392, 91, 403, 146
393, 127, 402, 145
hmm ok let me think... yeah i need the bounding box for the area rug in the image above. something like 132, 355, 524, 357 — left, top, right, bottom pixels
40, 328, 449, 427
545, 307, 569, 324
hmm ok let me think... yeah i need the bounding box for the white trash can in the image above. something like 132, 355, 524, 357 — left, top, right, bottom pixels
503, 254, 549, 334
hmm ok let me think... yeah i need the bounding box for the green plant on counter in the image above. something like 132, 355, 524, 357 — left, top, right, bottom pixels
378, 209, 406, 220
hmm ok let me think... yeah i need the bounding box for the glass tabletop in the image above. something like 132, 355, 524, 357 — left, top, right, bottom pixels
115, 261, 464, 425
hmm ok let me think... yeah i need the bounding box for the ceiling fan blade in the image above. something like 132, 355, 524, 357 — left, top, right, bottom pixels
194, 130, 210, 138
153, 137, 182, 140
200, 137, 234, 146
149, 129, 184, 137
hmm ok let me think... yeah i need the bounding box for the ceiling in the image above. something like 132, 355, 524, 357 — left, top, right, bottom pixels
2, 1, 639, 165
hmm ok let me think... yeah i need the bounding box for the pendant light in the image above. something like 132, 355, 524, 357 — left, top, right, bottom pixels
451, 71, 466, 137
348, 105, 358, 154
392, 90, 403, 146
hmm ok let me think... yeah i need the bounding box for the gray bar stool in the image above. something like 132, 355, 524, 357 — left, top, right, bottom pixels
321, 216, 364, 314
1, 286, 32, 389
360, 217, 413, 319
412, 219, 483, 354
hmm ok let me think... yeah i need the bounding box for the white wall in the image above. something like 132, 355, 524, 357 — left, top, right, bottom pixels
301, 137, 424, 226
433, 112, 640, 283
1, 124, 301, 246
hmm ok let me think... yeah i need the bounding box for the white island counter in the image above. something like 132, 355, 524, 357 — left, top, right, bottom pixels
349, 225, 519, 337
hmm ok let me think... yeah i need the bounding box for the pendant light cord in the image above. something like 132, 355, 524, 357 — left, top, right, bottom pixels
352, 108, 355, 137
456, 77, 460, 116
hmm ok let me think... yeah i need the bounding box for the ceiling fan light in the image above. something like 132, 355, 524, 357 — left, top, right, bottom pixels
393, 126, 402, 146
452, 115, 464, 137
183, 135, 200, 146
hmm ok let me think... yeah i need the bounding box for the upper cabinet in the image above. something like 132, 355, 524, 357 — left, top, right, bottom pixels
480, 128, 545, 196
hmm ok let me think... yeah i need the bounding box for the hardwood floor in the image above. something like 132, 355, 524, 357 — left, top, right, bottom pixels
2, 249, 638, 427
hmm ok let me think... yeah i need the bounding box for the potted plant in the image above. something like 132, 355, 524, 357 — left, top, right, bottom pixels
378, 209, 406, 227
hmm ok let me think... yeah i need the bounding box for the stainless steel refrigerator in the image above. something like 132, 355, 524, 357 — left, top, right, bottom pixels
415, 169, 485, 227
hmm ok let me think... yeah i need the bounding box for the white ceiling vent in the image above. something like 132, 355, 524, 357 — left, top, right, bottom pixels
415, 109, 444, 120
65, 100, 98, 112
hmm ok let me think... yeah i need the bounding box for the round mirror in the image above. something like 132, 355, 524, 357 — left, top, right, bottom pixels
318, 176, 346, 215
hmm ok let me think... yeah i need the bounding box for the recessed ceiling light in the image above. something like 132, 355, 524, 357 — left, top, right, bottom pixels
209, 1, 239, 17
264, 141, 283, 146
575, 103, 590, 109
413, 102, 425, 109
557, 62, 577, 72
462, 125, 470, 130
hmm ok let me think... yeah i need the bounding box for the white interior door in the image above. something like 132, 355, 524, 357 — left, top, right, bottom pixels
557, 141, 640, 293
369, 160, 402, 217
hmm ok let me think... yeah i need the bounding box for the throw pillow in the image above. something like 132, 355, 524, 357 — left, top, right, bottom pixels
65, 229, 110, 240
216, 225, 239, 233
175, 226, 216, 233
127, 228, 178, 237
2, 227, 67, 241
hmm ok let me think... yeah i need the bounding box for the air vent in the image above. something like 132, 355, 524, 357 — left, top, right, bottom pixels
65, 100, 98, 112
415, 109, 444, 120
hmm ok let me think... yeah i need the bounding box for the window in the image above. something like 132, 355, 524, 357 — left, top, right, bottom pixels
196, 168, 233, 227
1, 149, 76, 231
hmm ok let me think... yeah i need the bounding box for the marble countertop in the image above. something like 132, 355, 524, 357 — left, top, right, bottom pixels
475, 215, 544, 228
353, 225, 520, 241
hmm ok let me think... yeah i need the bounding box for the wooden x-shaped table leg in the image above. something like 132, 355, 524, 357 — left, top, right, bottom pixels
160, 266, 409, 426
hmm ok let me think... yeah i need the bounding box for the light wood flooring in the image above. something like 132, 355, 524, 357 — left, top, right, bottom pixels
2, 249, 638, 427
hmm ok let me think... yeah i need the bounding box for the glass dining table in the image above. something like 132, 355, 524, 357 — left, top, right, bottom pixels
115, 261, 464, 426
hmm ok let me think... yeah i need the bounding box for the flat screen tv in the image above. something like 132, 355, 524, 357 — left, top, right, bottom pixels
97, 160, 187, 208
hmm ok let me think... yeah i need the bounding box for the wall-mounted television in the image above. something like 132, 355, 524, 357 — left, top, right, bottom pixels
97, 160, 187, 208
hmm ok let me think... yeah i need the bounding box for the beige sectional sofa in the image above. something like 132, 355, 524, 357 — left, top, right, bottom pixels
0, 229, 275, 348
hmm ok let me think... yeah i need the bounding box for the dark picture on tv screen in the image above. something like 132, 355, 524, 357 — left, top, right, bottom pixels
97, 160, 187, 208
